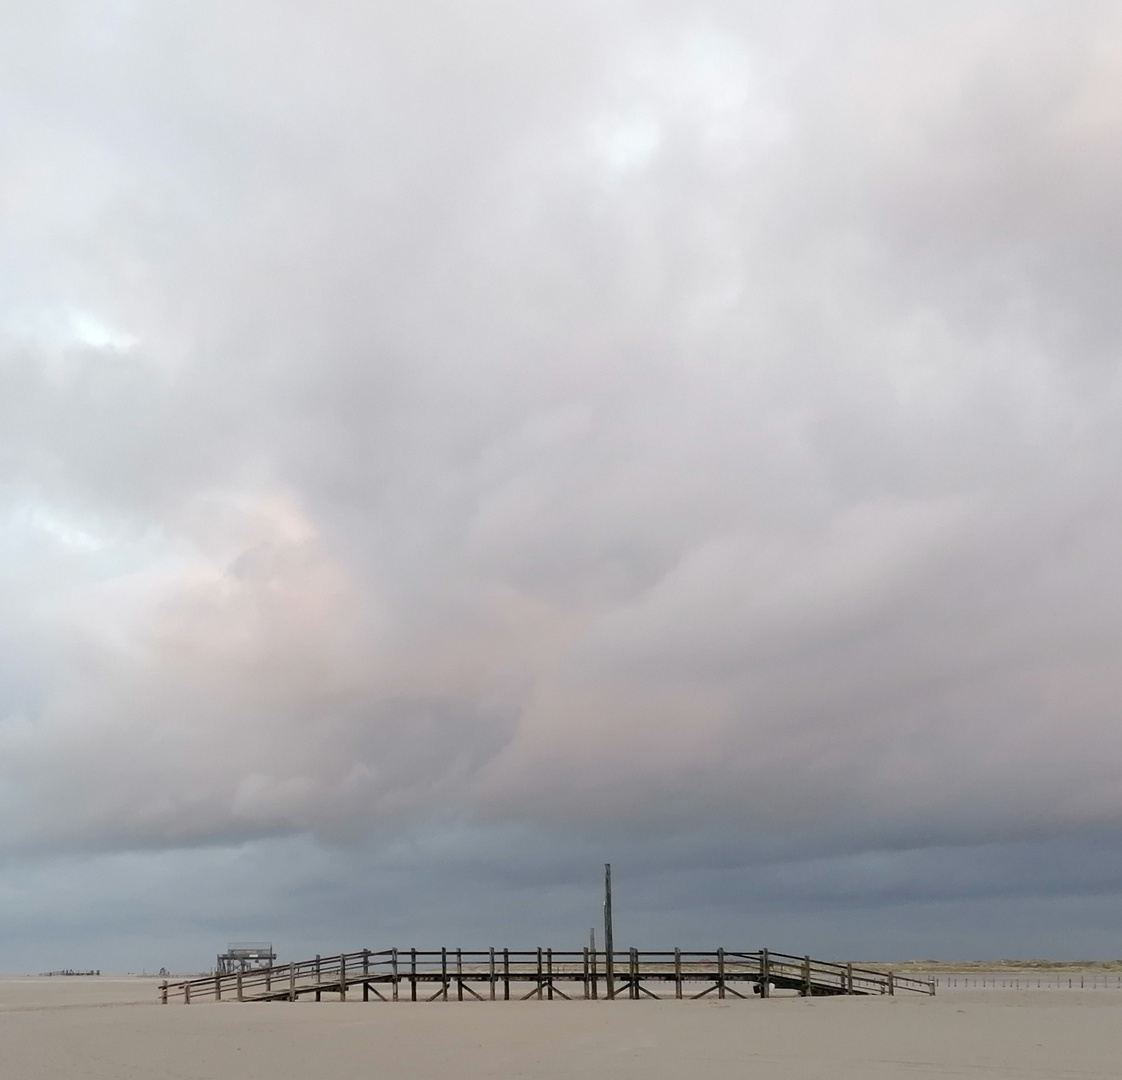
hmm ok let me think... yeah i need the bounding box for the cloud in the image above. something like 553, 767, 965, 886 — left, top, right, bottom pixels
2, 0, 1122, 956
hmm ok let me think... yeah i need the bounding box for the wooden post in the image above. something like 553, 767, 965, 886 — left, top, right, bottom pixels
315, 954, 322, 1002
590, 928, 598, 1000
289, 962, 296, 1002
583, 947, 590, 999
392, 948, 399, 1002
160, 981, 168, 1005
547, 948, 554, 1001
846, 963, 853, 994
265, 967, 271, 995
237, 970, 243, 1002
803, 955, 811, 997
456, 949, 463, 1001
717, 948, 725, 1000
339, 954, 346, 1001
761, 949, 770, 998
441, 947, 449, 1001
604, 863, 615, 1000
215, 974, 222, 1001
675, 948, 682, 999
503, 948, 510, 1001
184, 981, 191, 1005
490, 947, 496, 1001
888, 971, 895, 996
536, 947, 544, 1000
411, 949, 417, 1002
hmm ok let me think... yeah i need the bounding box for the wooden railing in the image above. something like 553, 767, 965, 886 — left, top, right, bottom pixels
160, 947, 934, 1003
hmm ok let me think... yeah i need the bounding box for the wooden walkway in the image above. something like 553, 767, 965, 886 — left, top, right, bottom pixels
161, 948, 935, 1003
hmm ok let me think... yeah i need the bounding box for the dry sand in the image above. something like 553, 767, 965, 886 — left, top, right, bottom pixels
3, 976, 1121, 1079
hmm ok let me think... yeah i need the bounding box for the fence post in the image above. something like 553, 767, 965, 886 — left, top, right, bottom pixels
315, 955, 322, 1002
215, 974, 222, 1001
340, 954, 347, 1001
675, 948, 682, 999
237, 970, 243, 1002
160, 981, 168, 1005
846, 963, 853, 994
504, 949, 510, 1000
456, 949, 463, 1002
803, 955, 811, 997
411, 948, 418, 1002
289, 962, 296, 1002
887, 971, 894, 996
490, 947, 496, 1001
441, 947, 449, 1001
392, 948, 399, 1002
590, 944, 598, 1000
547, 949, 554, 1001
184, 981, 191, 1005
583, 947, 590, 999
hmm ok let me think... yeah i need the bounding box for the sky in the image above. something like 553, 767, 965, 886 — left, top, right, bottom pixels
3, 0, 1122, 973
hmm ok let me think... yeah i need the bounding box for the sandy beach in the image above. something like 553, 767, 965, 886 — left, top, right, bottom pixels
3, 976, 1121, 1079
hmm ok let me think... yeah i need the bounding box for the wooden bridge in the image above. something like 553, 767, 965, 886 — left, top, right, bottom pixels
161, 948, 935, 1003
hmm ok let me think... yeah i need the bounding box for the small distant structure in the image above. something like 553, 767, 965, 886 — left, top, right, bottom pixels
216, 942, 276, 976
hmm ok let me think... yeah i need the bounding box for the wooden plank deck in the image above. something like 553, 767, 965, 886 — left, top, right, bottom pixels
160, 948, 934, 1004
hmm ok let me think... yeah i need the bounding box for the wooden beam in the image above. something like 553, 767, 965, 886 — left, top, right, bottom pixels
604, 864, 615, 1000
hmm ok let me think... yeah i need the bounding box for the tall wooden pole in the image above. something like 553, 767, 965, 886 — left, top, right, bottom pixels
590, 927, 598, 999
604, 863, 615, 999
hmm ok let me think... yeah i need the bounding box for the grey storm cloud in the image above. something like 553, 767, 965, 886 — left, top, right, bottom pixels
3, 0, 1122, 965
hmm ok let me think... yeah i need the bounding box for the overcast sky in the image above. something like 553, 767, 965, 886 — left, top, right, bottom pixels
3, 0, 1122, 972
